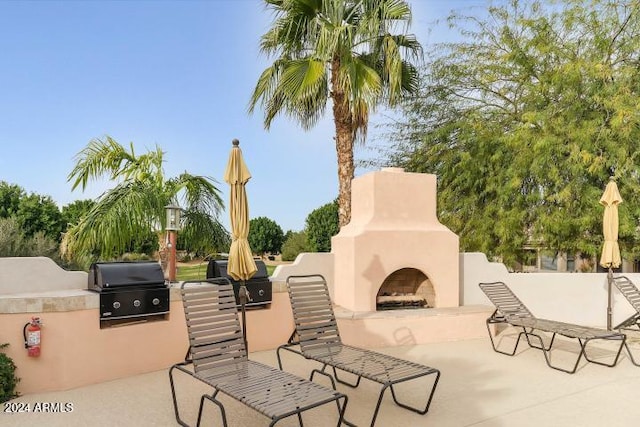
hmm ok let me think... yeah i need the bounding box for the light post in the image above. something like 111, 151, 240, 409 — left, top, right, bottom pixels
165, 204, 182, 282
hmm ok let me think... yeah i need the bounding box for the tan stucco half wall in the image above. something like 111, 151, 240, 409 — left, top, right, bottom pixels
0, 257, 86, 295
0, 257, 296, 395
0, 302, 186, 394
0, 290, 295, 395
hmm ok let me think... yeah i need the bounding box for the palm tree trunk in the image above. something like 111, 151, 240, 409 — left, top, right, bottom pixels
331, 57, 355, 228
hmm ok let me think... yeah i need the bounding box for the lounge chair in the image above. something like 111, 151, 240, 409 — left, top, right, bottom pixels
479, 281, 627, 373
277, 275, 440, 427
612, 276, 640, 366
169, 279, 349, 427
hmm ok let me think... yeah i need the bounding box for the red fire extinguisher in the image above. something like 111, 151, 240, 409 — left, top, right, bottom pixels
23, 317, 42, 357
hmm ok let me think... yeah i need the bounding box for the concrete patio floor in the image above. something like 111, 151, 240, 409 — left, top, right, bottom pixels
2, 334, 640, 427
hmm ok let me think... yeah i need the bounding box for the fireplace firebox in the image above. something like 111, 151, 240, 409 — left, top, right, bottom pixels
376, 268, 435, 310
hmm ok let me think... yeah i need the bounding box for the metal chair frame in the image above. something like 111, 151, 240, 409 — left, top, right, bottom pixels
277, 275, 440, 427
612, 276, 640, 366
169, 279, 348, 427
480, 281, 627, 374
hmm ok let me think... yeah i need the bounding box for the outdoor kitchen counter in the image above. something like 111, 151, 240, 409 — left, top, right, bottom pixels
0, 287, 184, 313
0, 281, 293, 314
0, 283, 295, 395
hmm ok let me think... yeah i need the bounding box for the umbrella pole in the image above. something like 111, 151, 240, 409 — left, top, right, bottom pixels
607, 268, 613, 331
239, 282, 249, 352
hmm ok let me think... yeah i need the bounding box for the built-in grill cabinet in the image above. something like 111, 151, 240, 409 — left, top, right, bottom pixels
88, 261, 170, 323
206, 259, 272, 308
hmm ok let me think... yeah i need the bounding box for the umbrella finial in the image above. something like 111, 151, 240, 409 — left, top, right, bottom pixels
232, 138, 240, 146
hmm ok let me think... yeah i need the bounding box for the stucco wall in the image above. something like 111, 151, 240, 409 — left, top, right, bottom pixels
0, 257, 86, 295
0, 291, 295, 395
4, 253, 638, 395
460, 252, 637, 328
271, 252, 335, 297
0, 257, 296, 395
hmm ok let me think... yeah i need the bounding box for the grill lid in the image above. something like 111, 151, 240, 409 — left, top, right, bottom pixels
207, 259, 268, 280
89, 261, 166, 291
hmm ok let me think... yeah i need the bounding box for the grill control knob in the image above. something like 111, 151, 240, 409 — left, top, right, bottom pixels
133, 299, 141, 307
113, 301, 121, 309
258, 290, 265, 297
152, 298, 160, 306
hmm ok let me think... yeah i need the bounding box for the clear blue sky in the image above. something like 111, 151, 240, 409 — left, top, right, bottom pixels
0, 0, 488, 232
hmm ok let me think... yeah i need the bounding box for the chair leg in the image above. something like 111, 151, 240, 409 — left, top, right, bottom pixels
619, 327, 640, 367
485, 320, 526, 356
336, 395, 355, 427
524, 330, 556, 351
276, 343, 303, 370
389, 369, 441, 415
310, 372, 358, 427
169, 363, 194, 427
359, 383, 387, 427
624, 341, 640, 366
310, 367, 338, 390
583, 336, 627, 368
332, 366, 362, 388
526, 332, 585, 374
198, 391, 227, 427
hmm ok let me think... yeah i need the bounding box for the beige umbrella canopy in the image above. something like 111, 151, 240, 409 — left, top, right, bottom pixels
599, 178, 622, 330
224, 139, 257, 282
599, 178, 622, 269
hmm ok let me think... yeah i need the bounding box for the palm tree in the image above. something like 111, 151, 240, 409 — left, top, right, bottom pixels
62, 136, 228, 268
249, 0, 422, 226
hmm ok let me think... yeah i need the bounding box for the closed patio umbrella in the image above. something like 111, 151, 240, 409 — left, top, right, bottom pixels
599, 178, 622, 330
224, 138, 257, 350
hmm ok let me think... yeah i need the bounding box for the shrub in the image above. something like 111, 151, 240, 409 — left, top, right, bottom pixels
305, 199, 338, 252
0, 218, 60, 261
248, 217, 284, 257
0, 343, 20, 403
281, 231, 312, 261
120, 253, 152, 262
0, 217, 28, 256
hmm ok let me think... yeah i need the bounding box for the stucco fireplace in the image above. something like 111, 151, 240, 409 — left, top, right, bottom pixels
332, 168, 459, 312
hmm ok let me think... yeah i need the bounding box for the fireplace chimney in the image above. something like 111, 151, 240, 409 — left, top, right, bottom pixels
331, 168, 459, 312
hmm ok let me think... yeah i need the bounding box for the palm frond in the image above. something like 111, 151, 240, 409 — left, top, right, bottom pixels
68, 136, 165, 192
252, 57, 329, 129
65, 180, 166, 260
68, 136, 135, 191
171, 173, 225, 217
179, 210, 230, 255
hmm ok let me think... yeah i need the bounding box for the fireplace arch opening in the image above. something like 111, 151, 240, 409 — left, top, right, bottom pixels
376, 268, 435, 310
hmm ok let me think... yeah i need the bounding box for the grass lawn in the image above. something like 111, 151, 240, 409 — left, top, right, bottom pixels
176, 261, 277, 281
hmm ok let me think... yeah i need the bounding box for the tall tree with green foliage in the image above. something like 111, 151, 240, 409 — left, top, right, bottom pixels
0, 182, 64, 241
0, 182, 24, 219
63, 136, 228, 267
61, 199, 95, 228
250, 0, 422, 227
382, 0, 640, 266
281, 230, 312, 261
248, 216, 284, 257
305, 199, 339, 252
15, 193, 64, 241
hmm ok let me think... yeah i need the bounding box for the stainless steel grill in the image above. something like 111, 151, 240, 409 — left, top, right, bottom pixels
206, 259, 272, 308
88, 261, 170, 322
